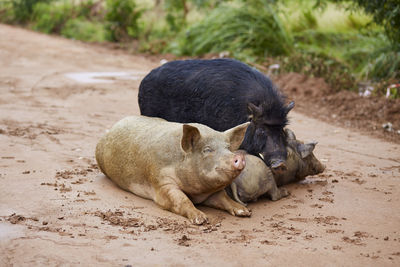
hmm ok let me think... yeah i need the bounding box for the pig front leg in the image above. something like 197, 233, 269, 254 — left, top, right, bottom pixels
203, 190, 251, 217
154, 184, 208, 225
267, 184, 289, 201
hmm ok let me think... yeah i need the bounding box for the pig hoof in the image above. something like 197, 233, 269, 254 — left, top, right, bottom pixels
270, 188, 290, 201
232, 207, 251, 217
280, 188, 289, 198
188, 211, 208, 225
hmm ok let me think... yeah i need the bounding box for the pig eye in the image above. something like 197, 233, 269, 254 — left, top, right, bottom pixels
203, 146, 213, 153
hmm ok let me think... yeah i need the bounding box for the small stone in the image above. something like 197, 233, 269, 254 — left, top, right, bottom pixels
382, 123, 393, 132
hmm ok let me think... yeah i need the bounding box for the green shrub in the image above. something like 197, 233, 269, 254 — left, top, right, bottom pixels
0, 0, 53, 24
164, 0, 188, 32
325, 0, 400, 46
105, 0, 143, 42
61, 18, 109, 42
31, 1, 74, 33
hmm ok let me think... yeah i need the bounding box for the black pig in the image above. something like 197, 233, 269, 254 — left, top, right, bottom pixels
138, 59, 294, 172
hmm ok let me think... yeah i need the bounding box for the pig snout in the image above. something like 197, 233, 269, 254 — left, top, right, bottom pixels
271, 160, 287, 174
316, 162, 326, 174
321, 163, 326, 172
232, 153, 245, 171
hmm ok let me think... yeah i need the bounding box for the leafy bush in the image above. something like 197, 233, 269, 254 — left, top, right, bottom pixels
61, 18, 109, 42
283, 1, 398, 94
164, 0, 188, 31
0, 0, 53, 24
105, 0, 143, 42
357, 0, 400, 46
31, 1, 74, 33
325, 0, 400, 46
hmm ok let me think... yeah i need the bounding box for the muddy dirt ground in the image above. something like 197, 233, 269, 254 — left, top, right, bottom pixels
1, 24, 399, 266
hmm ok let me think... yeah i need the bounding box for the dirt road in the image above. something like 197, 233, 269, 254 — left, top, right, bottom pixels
1, 24, 399, 266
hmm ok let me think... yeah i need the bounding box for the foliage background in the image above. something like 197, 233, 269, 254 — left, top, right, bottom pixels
0, 0, 398, 97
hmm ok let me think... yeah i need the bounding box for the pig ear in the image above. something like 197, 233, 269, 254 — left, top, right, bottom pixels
247, 103, 262, 120
285, 128, 296, 141
181, 125, 201, 153
225, 122, 250, 151
285, 101, 295, 115
297, 141, 317, 158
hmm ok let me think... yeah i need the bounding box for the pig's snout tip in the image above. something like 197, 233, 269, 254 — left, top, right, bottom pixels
320, 163, 327, 172
233, 154, 245, 171
271, 161, 287, 174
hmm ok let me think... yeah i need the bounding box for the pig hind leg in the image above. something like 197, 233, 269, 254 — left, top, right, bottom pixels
203, 190, 251, 217
154, 184, 208, 225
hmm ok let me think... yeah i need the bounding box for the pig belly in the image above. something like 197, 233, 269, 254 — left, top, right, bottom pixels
190, 193, 213, 204
127, 182, 155, 200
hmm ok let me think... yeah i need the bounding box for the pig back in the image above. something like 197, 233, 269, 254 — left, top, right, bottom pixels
95, 116, 184, 193
139, 59, 277, 132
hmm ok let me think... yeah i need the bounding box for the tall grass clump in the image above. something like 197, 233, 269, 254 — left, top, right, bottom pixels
361, 45, 400, 82
170, 2, 293, 58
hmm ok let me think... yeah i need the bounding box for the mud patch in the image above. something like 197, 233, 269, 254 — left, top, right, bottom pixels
342, 236, 366, 246
314, 216, 341, 226
0, 120, 64, 140
55, 169, 91, 180
65, 71, 146, 84
94, 210, 144, 228
7, 214, 26, 224
176, 234, 191, 247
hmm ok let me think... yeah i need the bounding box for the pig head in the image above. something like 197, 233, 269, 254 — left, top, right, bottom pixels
273, 128, 326, 187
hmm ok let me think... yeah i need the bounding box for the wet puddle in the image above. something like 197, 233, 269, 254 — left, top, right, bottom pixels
299, 179, 328, 186
64, 71, 147, 84
0, 222, 25, 240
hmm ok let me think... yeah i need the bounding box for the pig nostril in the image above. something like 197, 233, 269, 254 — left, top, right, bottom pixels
233, 155, 245, 170
271, 162, 286, 173
234, 159, 240, 168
